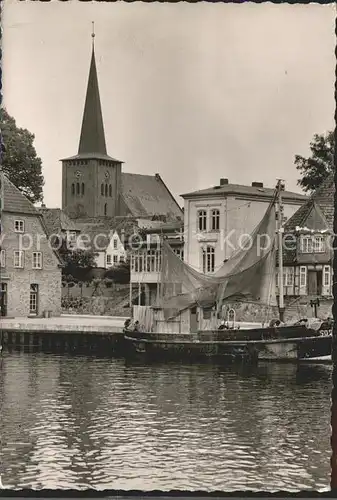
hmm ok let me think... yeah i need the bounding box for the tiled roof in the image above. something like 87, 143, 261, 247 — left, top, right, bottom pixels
284, 173, 334, 232
39, 208, 81, 236
121, 173, 183, 220
2, 174, 39, 215
1, 174, 63, 265
181, 183, 307, 201
75, 216, 143, 251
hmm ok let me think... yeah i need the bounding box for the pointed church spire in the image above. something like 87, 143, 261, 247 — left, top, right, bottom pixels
78, 23, 107, 155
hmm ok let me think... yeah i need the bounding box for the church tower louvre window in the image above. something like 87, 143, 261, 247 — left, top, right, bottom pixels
61, 23, 123, 219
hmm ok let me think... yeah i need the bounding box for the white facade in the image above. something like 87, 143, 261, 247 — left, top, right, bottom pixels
93, 231, 127, 269
183, 191, 305, 273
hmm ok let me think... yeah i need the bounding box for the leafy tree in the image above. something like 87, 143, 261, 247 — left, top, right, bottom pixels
105, 259, 130, 284
60, 247, 98, 282
0, 108, 44, 203
295, 130, 334, 192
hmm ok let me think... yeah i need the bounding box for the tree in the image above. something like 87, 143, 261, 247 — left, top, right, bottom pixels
60, 247, 98, 282
0, 108, 44, 203
105, 259, 130, 284
295, 130, 334, 193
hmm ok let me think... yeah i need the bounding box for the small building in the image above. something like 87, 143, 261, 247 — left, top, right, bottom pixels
280, 173, 334, 299
0, 173, 63, 317
130, 219, 184, 306
39, 207, 81, 250
181, 178, 307, 273
75, 216, 140, 269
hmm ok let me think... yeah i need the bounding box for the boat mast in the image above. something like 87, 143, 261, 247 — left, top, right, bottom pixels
276, 179, 285, 321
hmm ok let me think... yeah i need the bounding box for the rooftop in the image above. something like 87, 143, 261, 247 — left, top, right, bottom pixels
2, 174, 39, 215
121, 172, 183, 220
39, 208, 81, 236
181, 179, 307, 202
284, 173, 334, 232
75, 216, 143, 251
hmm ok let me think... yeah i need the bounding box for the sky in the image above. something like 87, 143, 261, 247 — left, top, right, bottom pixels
3, 1, 335, 208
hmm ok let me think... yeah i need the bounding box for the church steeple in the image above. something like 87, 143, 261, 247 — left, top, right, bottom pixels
78, 23, 107, 155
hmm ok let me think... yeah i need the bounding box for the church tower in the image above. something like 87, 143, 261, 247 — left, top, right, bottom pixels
61, 25, 123, 219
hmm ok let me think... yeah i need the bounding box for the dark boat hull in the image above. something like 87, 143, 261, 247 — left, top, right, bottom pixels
124, 326, 332, 363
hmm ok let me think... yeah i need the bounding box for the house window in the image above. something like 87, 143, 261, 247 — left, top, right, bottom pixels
109, 184, 112, 197
105, 184, 108, 197
113, 239, 118, 250
14, 220, 24, 233
71, 183, 75, 195
0, 250, 5, 268
198, 210, 207, 232
29, 284, 39, 315
299, 266, 307, 287
202, 246, 215, 273
32, 252, 42, 269
284, 267, 294, 286
67, 231, 77, 244
104, 203, 107, 216
314, 235, 325, 253
101, 183, 104, 196
113, 255, 118, 265
14, 250, 24, 268
211, 209, 220, 231
76, 183, 80, 195
81, 183, 85, 196
0, 283, 8, 317
323, 265, 331, 287
300, 235, 313, 253
106, 254, 112, 267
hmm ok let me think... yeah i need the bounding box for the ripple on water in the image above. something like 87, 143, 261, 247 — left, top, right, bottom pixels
0, 352, 332, 490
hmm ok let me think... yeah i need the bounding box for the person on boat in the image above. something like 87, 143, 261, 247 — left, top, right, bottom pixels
123, 318, 132, 332
295, 318, 308, 327
269, 318, 285, 328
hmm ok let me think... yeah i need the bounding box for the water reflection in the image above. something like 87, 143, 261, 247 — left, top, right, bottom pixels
0, 352, 331, 491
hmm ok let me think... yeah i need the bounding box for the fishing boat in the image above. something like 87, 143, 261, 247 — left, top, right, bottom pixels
124, 180, 332, 363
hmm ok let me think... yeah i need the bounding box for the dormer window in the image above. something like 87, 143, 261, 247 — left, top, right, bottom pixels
300, 234, 325, 253
313, 235, 325, 253
300, 235, 313, 253
113, 239, 118, 250
14, 220, 24, 233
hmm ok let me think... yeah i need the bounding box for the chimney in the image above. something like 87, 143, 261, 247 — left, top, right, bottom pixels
252, 182, 263, 188
220, 178, 229, 186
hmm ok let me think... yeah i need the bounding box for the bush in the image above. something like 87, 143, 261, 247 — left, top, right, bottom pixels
104, 259, 130, 284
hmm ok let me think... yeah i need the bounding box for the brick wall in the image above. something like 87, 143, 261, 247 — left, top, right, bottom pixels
1, 212, 62, 317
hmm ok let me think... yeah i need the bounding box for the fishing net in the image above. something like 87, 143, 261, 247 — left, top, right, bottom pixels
158, 198, 278, 319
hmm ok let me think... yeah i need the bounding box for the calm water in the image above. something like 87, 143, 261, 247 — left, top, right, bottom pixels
0, 351, 332, 491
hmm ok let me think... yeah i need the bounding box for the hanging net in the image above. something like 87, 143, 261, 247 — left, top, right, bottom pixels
157, 195, 278, 320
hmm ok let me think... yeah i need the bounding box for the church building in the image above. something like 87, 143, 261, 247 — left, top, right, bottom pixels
61, 32, 183, 223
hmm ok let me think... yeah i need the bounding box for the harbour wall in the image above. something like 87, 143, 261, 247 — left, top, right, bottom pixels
0, 315, 128, 356
222, 298, 333, 324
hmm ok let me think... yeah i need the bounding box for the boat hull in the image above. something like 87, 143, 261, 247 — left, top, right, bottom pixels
123, 327, 332, 363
